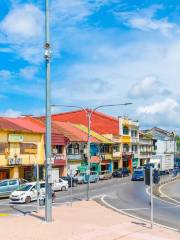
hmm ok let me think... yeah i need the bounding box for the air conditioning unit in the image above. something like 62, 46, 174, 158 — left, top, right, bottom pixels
52, 148, 57, 154
15, 158, 22, 165
8, 158, 15, 165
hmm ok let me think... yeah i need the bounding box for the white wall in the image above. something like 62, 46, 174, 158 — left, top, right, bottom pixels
156, 140, 175, 154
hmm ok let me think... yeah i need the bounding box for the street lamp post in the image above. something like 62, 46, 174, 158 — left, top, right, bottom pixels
45, 0, 52, 222
51, 103, 132, 201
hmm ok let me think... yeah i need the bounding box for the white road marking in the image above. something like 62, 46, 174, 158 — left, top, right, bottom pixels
101, 195, 179, 232
159, 180, 180, 204
145, 187, 179, 206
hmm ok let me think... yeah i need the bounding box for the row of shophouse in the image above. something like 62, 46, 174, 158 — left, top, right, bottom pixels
0, 109, 179, 180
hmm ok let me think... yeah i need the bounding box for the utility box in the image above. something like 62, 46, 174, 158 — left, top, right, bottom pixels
145, 168, 150, 186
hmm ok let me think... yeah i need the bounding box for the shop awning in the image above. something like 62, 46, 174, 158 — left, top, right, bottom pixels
45, 133, 69, 145
53, 159, 66, 166
101, 160, 111, 165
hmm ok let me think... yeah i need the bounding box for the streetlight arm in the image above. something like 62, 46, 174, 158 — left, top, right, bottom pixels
87, 102, 133, 118
51, 104, 87, 113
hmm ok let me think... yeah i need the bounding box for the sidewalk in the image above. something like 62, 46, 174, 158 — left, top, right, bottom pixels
0, 201, 179, 240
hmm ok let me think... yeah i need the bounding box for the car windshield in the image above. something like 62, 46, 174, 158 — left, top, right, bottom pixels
16, 184, 33, 191
134, 170, 143, 175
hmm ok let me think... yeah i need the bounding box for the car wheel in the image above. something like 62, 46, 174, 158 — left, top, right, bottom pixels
61, 186, 66, 191
25, 196, 31, 204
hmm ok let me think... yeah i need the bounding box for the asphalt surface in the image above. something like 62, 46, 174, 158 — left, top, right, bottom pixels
0, 177, 130, 215
160, 180, 180, 203
104, 181, 180, 231
1, 176, 180, 231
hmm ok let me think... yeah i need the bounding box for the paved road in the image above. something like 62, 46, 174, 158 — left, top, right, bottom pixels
161, 180, 180, 203
0, 177, 130, 215
104, 181, 180, 230
1, 177, 180, 231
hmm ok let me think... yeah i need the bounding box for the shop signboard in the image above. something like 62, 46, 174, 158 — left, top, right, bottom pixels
132, 158, 138, 168
8, 134, 23, 143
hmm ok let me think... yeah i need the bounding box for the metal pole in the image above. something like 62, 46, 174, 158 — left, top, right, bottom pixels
45, 0, 52, 222
150, 166, 153, 228
70, 169, 73, 206
86, 111, 91, 201
36, 162, 39, 213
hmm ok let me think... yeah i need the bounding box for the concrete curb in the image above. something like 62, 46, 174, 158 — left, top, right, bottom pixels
153, 176, 180, 203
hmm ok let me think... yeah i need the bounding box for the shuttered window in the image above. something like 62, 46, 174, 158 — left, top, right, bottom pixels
20, 143, 37, 154
0, 143, 9, 155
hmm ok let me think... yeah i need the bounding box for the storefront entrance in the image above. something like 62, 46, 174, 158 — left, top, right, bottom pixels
123, 158, 132, 172
0, 169, 9, 180
113, 161, 119, 170
100, 160, 112, 172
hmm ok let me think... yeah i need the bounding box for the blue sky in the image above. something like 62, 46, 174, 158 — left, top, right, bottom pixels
0, 0, 180, 131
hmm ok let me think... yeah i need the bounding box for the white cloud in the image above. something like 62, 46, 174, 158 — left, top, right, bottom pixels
0, 108, 22, 117
138, 98, 179, 114
0, 70, 11, 80
1, 4, 43, 41
115, 5, 177, 36
0, 4, 44, 63
19, 66, 38, 80
137, 98, 180, 130
51, 0, 115, 25
128, 75, 170, 99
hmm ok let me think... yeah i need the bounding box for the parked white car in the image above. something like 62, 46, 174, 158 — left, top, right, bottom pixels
52, 178, 68, 191
9, 182, 45, 204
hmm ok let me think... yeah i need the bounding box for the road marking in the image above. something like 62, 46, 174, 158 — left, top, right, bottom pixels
0, 213, 9, 217
101, 195, 179, 232
145, 187, 180, 207
159, 180, 180, 205
119, 207, 149, 211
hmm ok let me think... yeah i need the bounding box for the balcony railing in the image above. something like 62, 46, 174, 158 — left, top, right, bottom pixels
139, 154, 152, 159
67, 154, 83, 160
53, 154, 65, 160
131, 137, 139, 143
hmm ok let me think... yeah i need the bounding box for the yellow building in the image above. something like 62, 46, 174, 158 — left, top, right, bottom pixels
119, 117, 139, 172
0, 118, 45, 180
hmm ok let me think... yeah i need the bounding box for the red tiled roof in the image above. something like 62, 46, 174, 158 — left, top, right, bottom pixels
37, 118, 99, 143
53, 121, 99, 143
51, 109, 119, 135
0, 118, 31, 132
5, 117, 45, 133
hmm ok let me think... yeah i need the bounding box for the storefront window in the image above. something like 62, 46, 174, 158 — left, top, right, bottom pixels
123, 126, 129, 135
123, 144, 129, 152
132, 145, 138, 153
0, 143, 9, 155
67, 143, 79, 155
113, 145, 119, 152
101, 144, 110, 153
131, 130, 137, 137
52, 145, 63, 154
20, 143, 37, 154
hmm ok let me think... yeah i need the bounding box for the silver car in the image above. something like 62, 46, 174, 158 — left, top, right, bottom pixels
0, 179, 27, 197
